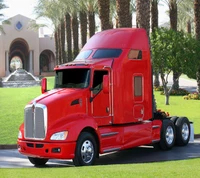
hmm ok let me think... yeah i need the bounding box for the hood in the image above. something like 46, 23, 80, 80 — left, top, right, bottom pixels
29, 88, 89, 130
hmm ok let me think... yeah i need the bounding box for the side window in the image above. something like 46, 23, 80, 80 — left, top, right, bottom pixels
128, 49, 142, 60
133, 75, 143, 102
134, 76, 142, 96
92, 70, 108, 94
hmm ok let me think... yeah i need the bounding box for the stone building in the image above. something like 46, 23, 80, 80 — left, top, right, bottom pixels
0, 14, 55, 77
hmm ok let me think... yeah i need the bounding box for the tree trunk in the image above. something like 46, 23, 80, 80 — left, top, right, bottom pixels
169, 0, 177, 31
151, 0, 158, 32
98, 0, 112, 30
116, 0, 132, 28
160, 73, 170, 105
61, 18, 66, 63
54, 30, 59, 65
72, 13, 79, 59
65, 13, 72, 62
165, 93, 170, 105
169, 0, 179, 89
136, 0, 150, 36
154, 72, 160, 87
79, 11, 87, 48
187, 20, 191, 34
58, 24, 62, 64
173, 71, 180, 90
151, 0, 159, 87
88, 11, 96, 37
197, 69, 200, 93
194, 0, 200, 41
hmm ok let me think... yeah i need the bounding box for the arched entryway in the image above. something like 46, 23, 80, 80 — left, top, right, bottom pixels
8, 38, 31, 73
39, 50, 55, 74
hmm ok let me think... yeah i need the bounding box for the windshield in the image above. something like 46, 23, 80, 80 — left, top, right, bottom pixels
75, 50, 93, 60
92, 49, 122, 59
55, 69, 90, 89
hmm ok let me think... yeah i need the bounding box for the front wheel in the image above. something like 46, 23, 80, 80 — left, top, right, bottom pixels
175, 117, 190, 146
159, 119, 176, 150
28, 157, 48, 166
73, 132, 97, 166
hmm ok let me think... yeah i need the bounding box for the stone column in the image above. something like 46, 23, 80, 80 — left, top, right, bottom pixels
5, 51, 10, 76
29, 51, 33, 74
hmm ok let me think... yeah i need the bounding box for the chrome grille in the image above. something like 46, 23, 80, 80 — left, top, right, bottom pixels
24, 104, 47, 140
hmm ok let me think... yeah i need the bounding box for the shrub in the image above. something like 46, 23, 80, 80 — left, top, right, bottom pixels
183, 92, 200, 100
169, 88, 189, 96
154, 86, 164, 91
154, 86, 189, 96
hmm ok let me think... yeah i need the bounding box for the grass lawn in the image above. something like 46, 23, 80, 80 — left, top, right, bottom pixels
0, 77, 54, 145
1, 158, 200, 177
0, 76, 199, 145
155, 91, 200, 134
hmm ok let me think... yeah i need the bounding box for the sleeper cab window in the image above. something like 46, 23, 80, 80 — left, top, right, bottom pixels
128, 49, 142, 60
134, 76, 142, 97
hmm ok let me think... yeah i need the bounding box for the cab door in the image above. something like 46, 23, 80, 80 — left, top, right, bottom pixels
91, 70, 112, 126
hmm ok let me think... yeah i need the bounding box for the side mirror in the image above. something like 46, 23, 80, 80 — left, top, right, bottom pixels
41, 78, 47, 94
103, 75, 109, 94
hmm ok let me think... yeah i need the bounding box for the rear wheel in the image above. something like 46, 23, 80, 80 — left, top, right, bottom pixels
159, 119, 176, 150
28, 157, 48, 166
175, 117, 190, 146
73, 132, 97, 166
170, 116, 178, 124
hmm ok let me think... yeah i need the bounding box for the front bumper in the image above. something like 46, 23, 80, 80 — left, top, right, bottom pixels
17, 139, 76, 159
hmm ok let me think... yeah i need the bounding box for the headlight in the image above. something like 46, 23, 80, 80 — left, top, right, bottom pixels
50, 131, 68, 140
18, 131, 22, 139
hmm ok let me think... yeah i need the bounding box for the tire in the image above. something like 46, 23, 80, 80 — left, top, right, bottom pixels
175, 117, 190, 146
159, 119, 176, 150
170, 116, 178, 124
73, 132, 97, 166
28, 157, 48, 166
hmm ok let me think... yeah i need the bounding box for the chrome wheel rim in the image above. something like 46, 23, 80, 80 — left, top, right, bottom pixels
166, 126, 174, 145
182, 123, 189, 141
81, 140, 94, 164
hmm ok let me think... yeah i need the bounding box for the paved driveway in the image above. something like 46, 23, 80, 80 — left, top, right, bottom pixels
0, 140, 200, 168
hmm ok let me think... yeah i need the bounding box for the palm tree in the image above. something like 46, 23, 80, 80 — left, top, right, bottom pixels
79, 6, 87, 47
116, 0, 132, 28
34, 0, 62, 65
0, 0, 10, 34
136, 0, 150, 36
151, 0, 159, 31
72, 12, 79, 58
98, 0, 112, 30
163, 0, 182, 90
151, 0, 160, 87
65, 12, 72, 62
177, 0, 194, 33
194, 0, 200, 40
60, 18, 66, 63
85, 0, 98, 37
60, 0, 80, 60
110, 0, 118, 28
58, 24, 62, 64
194, 0, 200, 93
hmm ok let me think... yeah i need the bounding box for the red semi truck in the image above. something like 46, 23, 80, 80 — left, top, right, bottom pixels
17, 28, 191, 166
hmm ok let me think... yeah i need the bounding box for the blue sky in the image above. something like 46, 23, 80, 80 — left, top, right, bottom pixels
1, 0, 169, 33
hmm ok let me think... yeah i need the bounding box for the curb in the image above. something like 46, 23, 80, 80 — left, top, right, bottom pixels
0, 145, 17, 149
1, 134, 200, 150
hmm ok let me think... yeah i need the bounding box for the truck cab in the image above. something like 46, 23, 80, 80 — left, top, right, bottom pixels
17, 28, 191, 166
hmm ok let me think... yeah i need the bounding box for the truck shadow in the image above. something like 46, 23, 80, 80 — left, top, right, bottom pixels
95, 142, 200, 165
46, 142, 200, 167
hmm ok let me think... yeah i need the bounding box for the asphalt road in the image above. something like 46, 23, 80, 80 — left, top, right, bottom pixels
0, 139, 200, 168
